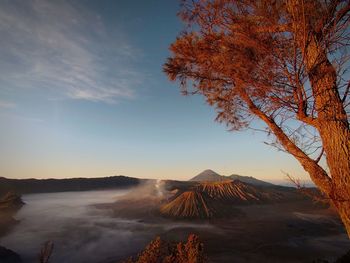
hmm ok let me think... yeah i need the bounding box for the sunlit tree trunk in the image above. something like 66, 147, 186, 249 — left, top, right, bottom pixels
317, 92, 350, 236
287, 0, 350, 233
305, 40, 350, 236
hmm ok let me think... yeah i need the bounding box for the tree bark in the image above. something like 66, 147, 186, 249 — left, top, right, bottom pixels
305, 39, 350, 236
285, 0, 350, 236
333, 200, 350, 236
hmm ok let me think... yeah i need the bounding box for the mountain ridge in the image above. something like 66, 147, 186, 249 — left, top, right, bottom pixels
0, 175, 142, 195
189, 169, 274, 187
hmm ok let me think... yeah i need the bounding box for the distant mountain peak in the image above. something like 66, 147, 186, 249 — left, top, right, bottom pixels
199, 169, 220, 175
189, 169, 274, 187
190, 169, 222, 182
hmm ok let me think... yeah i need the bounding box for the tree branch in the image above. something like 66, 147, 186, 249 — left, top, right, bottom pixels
322, 1, 350, 38
342, 80, 350, 103
314, 147, 324, 164
239, 88, 332, 194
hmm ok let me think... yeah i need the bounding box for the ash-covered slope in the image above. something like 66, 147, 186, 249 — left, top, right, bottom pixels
197, 180, 284, 202
160, 180, 282, 219
197, 180, 261, 202
160, 191, 214, 218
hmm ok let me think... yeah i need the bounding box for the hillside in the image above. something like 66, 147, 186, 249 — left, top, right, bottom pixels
196, 180, 274, 202
228, 174, 274, 187
160, 180, 283, 219
0, 176, 141, 195
190, 169, 274, 187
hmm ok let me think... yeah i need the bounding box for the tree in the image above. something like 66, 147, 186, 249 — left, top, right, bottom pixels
163, 0, 350, 236
39, 241, 54, 263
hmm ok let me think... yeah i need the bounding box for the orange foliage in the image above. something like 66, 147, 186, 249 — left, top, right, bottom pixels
122, 234, 206, 263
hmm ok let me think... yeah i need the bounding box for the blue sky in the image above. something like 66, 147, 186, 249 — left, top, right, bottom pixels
0, 0, 309, 183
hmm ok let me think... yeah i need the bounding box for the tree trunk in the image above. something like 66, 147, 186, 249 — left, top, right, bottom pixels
306, 40, 350, 237
333, 200, 350, 237
318, 108, 350, 236
317, 99, 350, 236
286, 0, 350, 236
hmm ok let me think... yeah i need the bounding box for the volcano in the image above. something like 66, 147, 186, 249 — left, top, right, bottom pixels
189, 169, 223, 182
160, 180, 282, 219
160, 190, 219, 218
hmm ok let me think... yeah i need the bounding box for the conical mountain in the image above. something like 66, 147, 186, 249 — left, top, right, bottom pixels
160, 191, 215, 218
189, 169, 224, 182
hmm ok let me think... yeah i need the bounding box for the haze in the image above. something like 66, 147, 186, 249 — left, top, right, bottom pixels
1, 187, 215, 263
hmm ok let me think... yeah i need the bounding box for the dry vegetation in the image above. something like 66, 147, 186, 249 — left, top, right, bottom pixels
121, 234, 206, 263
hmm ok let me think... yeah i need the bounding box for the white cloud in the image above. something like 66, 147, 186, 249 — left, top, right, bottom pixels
0, 101, 16, 109
0, 0, 142, 103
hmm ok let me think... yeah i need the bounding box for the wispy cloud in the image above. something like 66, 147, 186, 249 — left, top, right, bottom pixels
0, 0, 142, 103
0, 100, 16, 109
